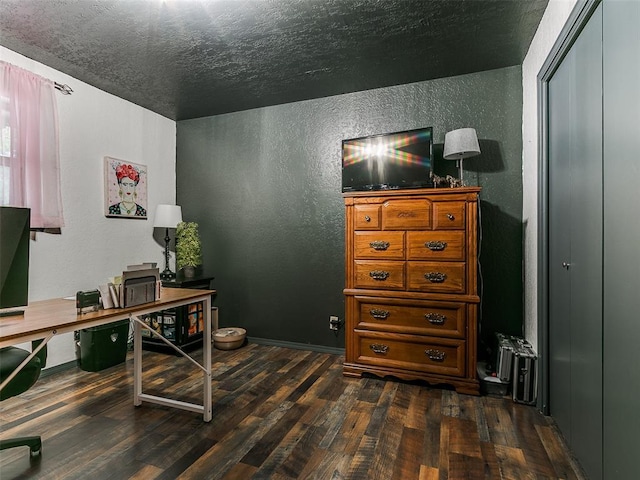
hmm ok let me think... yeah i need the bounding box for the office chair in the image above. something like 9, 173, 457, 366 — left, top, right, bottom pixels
0, 340, 47, 456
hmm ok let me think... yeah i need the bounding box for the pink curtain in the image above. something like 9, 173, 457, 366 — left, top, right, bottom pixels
0, 61, 64, 228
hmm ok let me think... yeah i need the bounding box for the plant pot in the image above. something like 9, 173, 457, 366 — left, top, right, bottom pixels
181, 266, 196, 278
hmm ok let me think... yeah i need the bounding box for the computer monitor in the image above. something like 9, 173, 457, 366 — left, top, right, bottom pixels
0, 206, 30, 317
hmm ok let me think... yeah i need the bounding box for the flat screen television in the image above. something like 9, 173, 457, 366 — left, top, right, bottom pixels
0, 206, 30, 317
342, 127, 433, 192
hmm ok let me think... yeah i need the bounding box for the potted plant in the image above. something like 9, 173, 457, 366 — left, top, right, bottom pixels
175, 221, 202, 277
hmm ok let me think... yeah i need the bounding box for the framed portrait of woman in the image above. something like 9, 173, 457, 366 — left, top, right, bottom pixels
104, 157, 148, 219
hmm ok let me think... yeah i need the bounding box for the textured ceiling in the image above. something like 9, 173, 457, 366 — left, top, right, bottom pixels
0, 0, 548, 121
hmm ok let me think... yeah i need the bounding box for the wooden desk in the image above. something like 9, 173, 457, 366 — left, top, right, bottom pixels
0, 287, 217, 422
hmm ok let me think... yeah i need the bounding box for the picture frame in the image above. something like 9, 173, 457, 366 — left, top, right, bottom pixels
104, 157, 148, 219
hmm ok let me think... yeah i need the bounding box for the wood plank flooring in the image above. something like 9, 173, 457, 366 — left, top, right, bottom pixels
0, 343, 585, 479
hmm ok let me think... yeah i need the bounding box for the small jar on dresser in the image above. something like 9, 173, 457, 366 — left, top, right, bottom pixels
343, 187, 481, 395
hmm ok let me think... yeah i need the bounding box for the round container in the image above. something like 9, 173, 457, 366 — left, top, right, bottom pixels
213, 327, 246, 350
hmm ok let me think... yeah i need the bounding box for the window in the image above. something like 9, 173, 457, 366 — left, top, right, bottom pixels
1, 96, 11, 205
0, 61, 64, 228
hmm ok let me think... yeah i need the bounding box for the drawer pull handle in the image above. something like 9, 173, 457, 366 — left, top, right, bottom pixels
369, 240, 390, 251
364, 215, 371, 222
370, 343, 389, 355
425, 241, 447, 251
425, 349, 446, 362
370, 309, 390, 320
424, 272, 447, 283
447, 213, 455, 221
369, 270, 390, 281
425, 313, 446, 325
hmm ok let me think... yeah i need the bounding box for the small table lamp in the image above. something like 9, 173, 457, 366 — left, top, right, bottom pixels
153, 204, 182, 280
443, 128, 481, 185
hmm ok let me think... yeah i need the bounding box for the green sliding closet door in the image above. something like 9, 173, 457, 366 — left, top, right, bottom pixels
602, 1, 640, 478
548, 3, 603, 479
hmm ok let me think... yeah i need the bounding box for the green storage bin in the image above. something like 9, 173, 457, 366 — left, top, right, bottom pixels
75, 320, 129, 372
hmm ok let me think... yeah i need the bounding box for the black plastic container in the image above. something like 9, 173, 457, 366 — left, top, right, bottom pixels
75, 320, 129, 372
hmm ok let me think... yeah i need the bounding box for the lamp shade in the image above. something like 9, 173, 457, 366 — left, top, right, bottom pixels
443, 128, 481, 160
153, 204, 182, 228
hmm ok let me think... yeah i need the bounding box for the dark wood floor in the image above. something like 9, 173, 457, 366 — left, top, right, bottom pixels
0, 343, 585, 479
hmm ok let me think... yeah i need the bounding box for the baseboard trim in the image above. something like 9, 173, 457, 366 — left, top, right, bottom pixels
247, 337, 345, 356
41, 360, 77, 377
40, 340, 344, 376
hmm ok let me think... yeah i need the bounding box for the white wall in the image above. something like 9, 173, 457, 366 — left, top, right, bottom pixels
1, 47, 177, 368
522, 0, 578, 348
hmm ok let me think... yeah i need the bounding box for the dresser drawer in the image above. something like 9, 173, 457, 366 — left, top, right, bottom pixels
433, 201, 466, 229
407, 262, 466, 293
354, 231, 405, 259
356, 298, 466, 338
354, 204, 381, 230
354, 261, 405, 290
355, 332, 465, 377
407, 231, 465, 261
382, 199, 431, 230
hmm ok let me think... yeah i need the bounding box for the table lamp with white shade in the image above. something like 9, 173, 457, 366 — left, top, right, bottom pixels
443, 128, 481, 185
153, 204, 182, 280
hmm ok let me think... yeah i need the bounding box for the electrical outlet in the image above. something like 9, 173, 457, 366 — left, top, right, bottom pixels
329, 315, 340, 331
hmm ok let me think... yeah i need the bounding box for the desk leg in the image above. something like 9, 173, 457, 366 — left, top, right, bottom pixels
203, 300, 213, 422
133, 315, 142, 406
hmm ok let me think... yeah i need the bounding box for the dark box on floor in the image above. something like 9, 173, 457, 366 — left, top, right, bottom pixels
477, 362, 511, 397
75, 319, 129, 372
493, 332, 516, 382
512, 341, 538, 404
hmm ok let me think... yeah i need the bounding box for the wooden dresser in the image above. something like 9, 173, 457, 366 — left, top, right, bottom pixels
343, 187, 480, 395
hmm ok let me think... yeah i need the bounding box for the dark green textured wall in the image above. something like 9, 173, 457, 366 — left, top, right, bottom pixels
176, 66, 523, 354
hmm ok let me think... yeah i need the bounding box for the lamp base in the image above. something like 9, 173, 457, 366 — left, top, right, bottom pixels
160, 269, 176, 280
161, 227, 175, 281
458, 158, 465, 186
